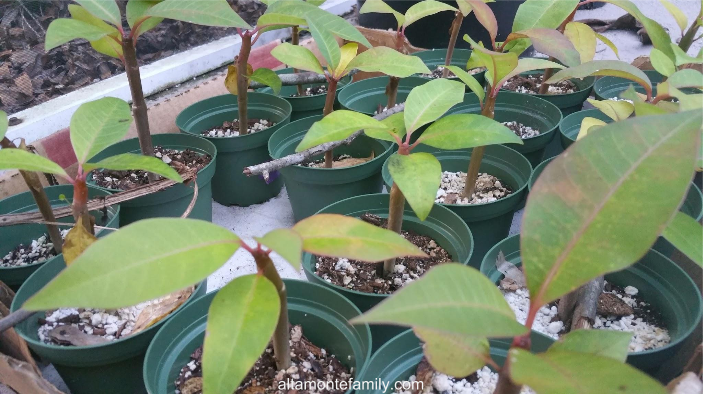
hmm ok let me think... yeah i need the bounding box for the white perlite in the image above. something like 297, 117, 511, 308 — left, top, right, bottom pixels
204, 119, 272, 138
436, 172, 510, 205
502, 287, 562, 340
502, 121, 540, 139
1, 229, 69, 268
374, 102, 405, 115
609, 97, 634, 104
396, 367, 532, 394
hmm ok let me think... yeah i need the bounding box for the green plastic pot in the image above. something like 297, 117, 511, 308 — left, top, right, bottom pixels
0, 185, 119, 290
11, 257, 206, 394
594, 70, 663, 101
384, 145, 532, 267
355, 329, 553, 394
268, 115, 394, 222
338, 76, 428, 115
258, 67, 352, 121
412, 48, 486, 86
176, 92, 291, 206
301, 193, 473, 350
143, 280, 372, 394
88, 133, 216, 226
448, 91, 562, 167
480, 234, 703, 376
558, 109, 613, 149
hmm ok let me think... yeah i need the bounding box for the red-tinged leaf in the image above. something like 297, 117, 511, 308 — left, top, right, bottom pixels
507, 28, 581, 66
459, 0, 497, 43
545, 60, 652, 99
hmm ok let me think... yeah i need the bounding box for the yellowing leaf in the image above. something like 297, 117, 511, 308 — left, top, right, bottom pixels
254, 229, 303, 270
659, 0, 688, 32
334, 42, 358, 78
359, 0, 405, 28
404, 0, 456, 28
224, 64, 253, 95
270, 43, 324, 75
595, 32, 619, 59
586, 98, 634, 121
131, 286, 195, 334
577, 117, 607, 140
415, 328, 490, 378
565, 22, 596, 63
63, 217, 98, 266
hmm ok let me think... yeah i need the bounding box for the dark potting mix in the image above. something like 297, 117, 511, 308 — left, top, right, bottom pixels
436, 172, 512, 205
503, 73, 577, 95
1, 229, 68, 268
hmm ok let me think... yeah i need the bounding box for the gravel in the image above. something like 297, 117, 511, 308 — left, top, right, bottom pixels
436, 172, 512, 205
502, 121, 540, 139
502, 287, 563, 340
1, 229, 69, 268
203, 119, 273, 138
396, 367, 532, 394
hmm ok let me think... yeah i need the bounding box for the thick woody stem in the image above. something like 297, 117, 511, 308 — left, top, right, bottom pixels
291, 27, 304, 96
121, 39, 154, 158
1, 138, 63, 253
322, 79, 339, 168
382, 183, 406, 276
461, 95, 496, 198
72, 177, 93, 234
571, 276, 604, 330
237, 34, 253, 135
444, 12, 464, 78
253, 250, 291, 370
494, 357, 522, 394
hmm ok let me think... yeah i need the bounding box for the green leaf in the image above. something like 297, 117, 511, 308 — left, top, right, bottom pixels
359, 0, 405, 28
257, 12, 307, 28
546, 60, 652, 98
671, 43, 703, 66
249, 68, 282, 95
404, 0, 456, 28
126, 0, 163, 36
45, 18, 112, 51
667, 69, 703, 90
70, 97, 132, 164
364, 112, 406, 142
507, 28, 581, 67
254, 229, 303, 270
23, 218, 240, 311
68, 4, 118, 33
307, 16, 341, 70
659, 0, 688, 32
464, 35, 518, 88
146, 0, 251, 28
83, 153, 183, 183
345, 47, 431, 78
351, 264, 528, 337
203, 275, 279, 394
510, 349, 666, 393
293, 214, 427, 261
662, 211, 703, 267
270, 43, 324, 75
295, 110, 389, 152
445, 65, 485, 104
549, 329, 632, 362
576, 117, 608, 140
404, 79, 464, 134
595, 32, 619, 59
565, 22, 597, 63
89, 36, 123, 58
522, 112, 702, 307
303, 6, 371, 48
461, 0, 498, 42
0, 111, 7, 140
74, 0, 121, 26
0, 149, 68, 179
650, 48, 676, 77
388, 153, 441, 221
496, 57, 564, 88
416, 114, 522, 150
633, 102, 672, 117
600, 0, 673, 60
415, 328, 490, 378
513, 0, 579, 31
586, 98, 634, 121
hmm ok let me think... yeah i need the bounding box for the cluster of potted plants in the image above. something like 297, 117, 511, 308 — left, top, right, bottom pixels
0, 0, 701, 393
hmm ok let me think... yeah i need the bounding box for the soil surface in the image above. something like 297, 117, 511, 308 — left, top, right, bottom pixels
420, 66, 485, 79
436, 172, 512, 205
92, 146, 211, 190
289, 85, 327, 97
315, 214, 452, 295
175, 325, 353, 394
502, 121, 540, 139
302, 153, 375, 169
0, 0, 266, 114
503, 74, 577, 95
1, 229, 68, 268
202, 119, 274, 138
374, 102, 404, 115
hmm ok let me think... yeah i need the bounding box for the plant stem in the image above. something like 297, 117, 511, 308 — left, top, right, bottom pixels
461, 95, 496, 199
72, 176, 93, 234
443, 12, 464, 78
252, 250, 291, 370
0, 309, 34, 334
494, 357, 522, 394
322, 78, 339, 168
292, 27, 305, 96
679, 17, 701, 52
0, 138, 63, 253
382, 182, 406, 276
385, 30, 405, 108
121, 38, 154, 158
538, 12, 574, 94
237, 34, 253, 135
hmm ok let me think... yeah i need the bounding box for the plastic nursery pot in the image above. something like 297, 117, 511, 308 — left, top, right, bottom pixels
258, 68, 352, 121
448, 91, 562, 167
594, 70, 662, 101
383, 145, 531, 268
558, 108, 613, 150
301, 193, 473, 350
11, 257, 206, 394
338, 76, 427, 115
412, 48, 486, 86
88, 133, 216, 227
176, 92, 291, 207
268, 115, 393, 222
480, 234, 703, 376
355, 329, 553, 394
143, 279, 372, 394
0, 185, 119, 291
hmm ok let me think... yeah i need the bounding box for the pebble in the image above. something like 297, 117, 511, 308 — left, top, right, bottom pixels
609, 97, 634, 104
204, 119, 273, 138
624, 286, 638, 296
436, 172, 511, 205
502, 121, 540, 139
502, 287, 561, 340
2, 229, 69, 268
396, 367, 533, 394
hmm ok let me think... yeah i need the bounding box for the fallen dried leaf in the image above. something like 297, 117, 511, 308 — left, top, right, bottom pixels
131, 286, 195, 334
49, 325, 109, 346
62, 217, 97, 266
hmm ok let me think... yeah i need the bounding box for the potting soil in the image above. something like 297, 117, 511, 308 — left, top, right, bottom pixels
436, 172, 512, 205
502, 121, 540, 139
202, 118, 275, 138
289, 85, 328, 97
504, 74, 576, 95
2, 229, 68, 267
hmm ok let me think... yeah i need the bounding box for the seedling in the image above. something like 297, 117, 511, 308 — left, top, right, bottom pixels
9, 212, 425, 393
270, 4, 430, 167
295, 78, 522, 275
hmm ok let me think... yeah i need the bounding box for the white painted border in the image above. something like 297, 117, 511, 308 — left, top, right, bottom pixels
6, 0, 356, 144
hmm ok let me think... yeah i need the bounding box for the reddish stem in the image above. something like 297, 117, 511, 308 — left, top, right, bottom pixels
237, 33, 253, 135
322, 78, 339, 168
444, 12, 464, 77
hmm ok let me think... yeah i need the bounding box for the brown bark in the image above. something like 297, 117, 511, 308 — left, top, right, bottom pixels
253, 251, 291, 370
386, 77, 399, 108
444, 12, 464, 78
382, 183, 406, 276
322, 79, 339, 168
494, 357, 521, 394
121, 39, 154, 158
291, 27, 304, 96
571, 276, 604, 330
237, 34, 253, 135
461, 96, 496, 198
